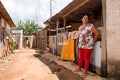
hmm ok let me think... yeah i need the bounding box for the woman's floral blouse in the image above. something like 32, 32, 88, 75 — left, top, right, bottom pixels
78, 23, 94, 49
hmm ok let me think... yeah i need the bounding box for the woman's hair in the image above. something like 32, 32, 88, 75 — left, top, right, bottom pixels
82, 14, 90, 19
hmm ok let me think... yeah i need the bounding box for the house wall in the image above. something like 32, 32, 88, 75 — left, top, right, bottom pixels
1, 18, 10, 36
0, 17, 12, 57
6, 23, 11, 37
1, 18, 6, 28
49, 36, 57, 55
0, 18, 6, 57
106, 0, 120, 79
0, 17, 2, 57
0, 22, 4, 57
36, 30, 47, 50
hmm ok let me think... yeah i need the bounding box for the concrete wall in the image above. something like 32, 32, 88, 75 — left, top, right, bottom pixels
106, 0, 120, 79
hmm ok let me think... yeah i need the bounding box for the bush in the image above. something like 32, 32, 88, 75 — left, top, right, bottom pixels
9, 38, 16, 53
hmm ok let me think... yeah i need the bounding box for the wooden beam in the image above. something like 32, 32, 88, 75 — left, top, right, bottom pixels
63, 0, 90, 18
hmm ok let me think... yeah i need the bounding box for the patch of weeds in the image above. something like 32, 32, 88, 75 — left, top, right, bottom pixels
34, 54, 41, 57
39, 49, 44, 53
35, 50, 40, 53
48, 61, 56, 65
36, 49, 44, 53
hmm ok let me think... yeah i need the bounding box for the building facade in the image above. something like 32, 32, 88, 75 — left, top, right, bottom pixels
0, 1, 15, 58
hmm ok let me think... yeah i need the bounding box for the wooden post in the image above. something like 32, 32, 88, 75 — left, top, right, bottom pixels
101, 0, 107, 77
20, 30, 23, 49
56, 20, 59, 55
48, 24, 51, 50
63, 18, 66, 32
49, 0, 52, 37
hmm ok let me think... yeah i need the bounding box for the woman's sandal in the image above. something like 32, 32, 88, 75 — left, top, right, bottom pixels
80, 73, 87, 78
74, 68, 81, 72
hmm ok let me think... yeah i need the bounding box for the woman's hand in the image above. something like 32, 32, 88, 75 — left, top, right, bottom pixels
92, 26, 99, 43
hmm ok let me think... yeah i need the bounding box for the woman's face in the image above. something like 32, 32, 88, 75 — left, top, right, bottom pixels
2, 28, 5, 32
82, 15, 89, 24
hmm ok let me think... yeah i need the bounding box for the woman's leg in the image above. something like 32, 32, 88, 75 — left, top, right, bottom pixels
78, 48, 84, 69
84, 49, 92, 73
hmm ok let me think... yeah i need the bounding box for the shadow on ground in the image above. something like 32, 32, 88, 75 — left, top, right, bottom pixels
34, 54, 83, 80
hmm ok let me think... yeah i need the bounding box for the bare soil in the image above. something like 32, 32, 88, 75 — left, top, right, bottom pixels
0, 49, 83, 80
34, 54, 83, 80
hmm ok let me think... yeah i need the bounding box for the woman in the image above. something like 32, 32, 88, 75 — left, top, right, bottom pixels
75, 15, 99, 77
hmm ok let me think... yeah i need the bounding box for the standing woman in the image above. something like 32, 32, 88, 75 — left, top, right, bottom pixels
75, 15, 99, 77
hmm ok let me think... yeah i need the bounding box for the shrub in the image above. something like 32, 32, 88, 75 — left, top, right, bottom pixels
9, 38, 16, 53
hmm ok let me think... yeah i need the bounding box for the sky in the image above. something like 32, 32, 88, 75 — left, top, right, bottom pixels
1, 0, 72, 27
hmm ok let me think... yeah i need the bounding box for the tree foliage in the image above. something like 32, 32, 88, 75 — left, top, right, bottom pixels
17, 20, 43, 35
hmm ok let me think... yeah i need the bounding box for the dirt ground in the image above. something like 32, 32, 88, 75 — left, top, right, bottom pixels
0, 49, 83, 80
34, 54, 83, 80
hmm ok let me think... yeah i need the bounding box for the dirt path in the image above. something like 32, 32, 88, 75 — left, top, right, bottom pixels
35, 55, 83, 80
0, 49, 59, 80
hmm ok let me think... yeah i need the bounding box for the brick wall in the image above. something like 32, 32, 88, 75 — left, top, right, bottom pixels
106, 0, 120, 79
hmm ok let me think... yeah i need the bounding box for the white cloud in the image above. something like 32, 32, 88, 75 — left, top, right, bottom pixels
1, 0, 72, 27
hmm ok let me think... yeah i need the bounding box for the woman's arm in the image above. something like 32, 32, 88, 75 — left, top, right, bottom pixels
91, 26, 99, 43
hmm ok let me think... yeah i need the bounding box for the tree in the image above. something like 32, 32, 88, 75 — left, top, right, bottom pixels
17, 20, 43, 35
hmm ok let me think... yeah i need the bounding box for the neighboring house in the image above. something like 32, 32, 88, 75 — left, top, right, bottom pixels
11, 29, 23, 49
0, 1, 15, 58
43, 0, 120, 79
